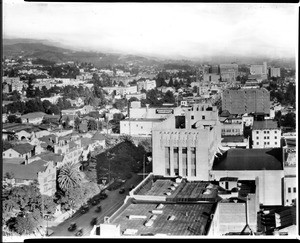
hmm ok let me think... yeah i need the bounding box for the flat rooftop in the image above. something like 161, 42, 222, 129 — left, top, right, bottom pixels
109, 200, 216, 236
212, 148, 283, 171
221, 136, 245, 143
134, 177, 219, 202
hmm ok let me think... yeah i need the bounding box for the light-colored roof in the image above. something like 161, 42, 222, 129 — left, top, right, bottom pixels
11, 143, 34, 155
92, 131, 106, 141
21, 112, 46, 119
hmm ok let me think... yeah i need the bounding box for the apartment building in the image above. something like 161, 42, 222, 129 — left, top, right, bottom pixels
252, 120, 281, 148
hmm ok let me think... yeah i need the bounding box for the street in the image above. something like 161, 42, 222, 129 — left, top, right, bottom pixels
47, 173, 144, 237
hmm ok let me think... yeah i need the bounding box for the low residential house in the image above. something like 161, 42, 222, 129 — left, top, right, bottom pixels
43, 114, 61, 125
81, 105, 95, 115
21, 112, 46, 125
2, 160, 57, 196
91, 131, 106, 149
66, 97, 85, 107
2, 143, 35, 164
54, 136, 83, 168
15, 130, 31, 140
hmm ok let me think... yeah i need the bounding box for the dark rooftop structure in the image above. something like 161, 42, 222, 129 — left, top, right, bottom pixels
221, 136, 245, 143
252, 120, 278, 130
11, 143, 34, 155
108, 198, 216, 236
212, 148, 283, 171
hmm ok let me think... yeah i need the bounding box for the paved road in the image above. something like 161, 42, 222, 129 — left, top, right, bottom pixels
47, 173, 144, 237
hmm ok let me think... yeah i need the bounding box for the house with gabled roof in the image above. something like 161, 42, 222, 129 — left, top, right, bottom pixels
2, 160, 57, 196
2, 143, 35, 164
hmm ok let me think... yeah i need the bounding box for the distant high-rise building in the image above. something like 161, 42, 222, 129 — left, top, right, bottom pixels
222, 88, 270, 115
209, 65, 219, 74
219, 64, 238, 82
250, 62, 268, 75
269, 67, 281, 78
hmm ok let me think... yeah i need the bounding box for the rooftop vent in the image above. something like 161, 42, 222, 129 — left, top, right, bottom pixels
169, 186, 176, 191
151, 210, 163, 214
203, 189, 212, 194
156, 204, 164, 209
123, 229, 138, 235
168, 215, 176, 221
144, 219, 154, 227
128, 215, 147, 220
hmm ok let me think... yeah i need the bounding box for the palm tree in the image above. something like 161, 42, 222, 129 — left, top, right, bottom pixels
57, 162, 84, 192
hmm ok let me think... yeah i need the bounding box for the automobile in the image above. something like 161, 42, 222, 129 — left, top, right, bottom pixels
68, 222, 77, 232
95, 205, 102, 213
90, 217, 98, 226
81, 205, 89, 214
75, 228, 83, 236
119, 187, 125, 194
91, 199, 100, 205
99, 193, 107, 199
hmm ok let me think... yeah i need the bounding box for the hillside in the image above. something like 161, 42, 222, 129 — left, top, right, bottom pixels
2, 40, 162, 68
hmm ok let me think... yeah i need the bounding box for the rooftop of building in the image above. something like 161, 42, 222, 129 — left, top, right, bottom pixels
10, 143, 34, 154
252, 120, 279, 130
133, 176, 219, 203
2, 160, 48, 180
108, 198, 216, 236
3, 158, 26, 165
221, 136, 246, 143
124, 118, 166, 122
212, 148, 283, 171
21, 112, 46, 119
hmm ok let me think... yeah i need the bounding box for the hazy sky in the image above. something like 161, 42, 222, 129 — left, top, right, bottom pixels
3, 1, 298, 59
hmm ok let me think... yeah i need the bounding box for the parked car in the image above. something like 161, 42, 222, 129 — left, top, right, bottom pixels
119, 187, 125, 194
90, 217, 98, 226
91, 199, 100, 205
68, 222, 77, 232
99, 193, 107, 199
75, 228, 83, 236
81, 205, 89, 214
95, 205, 102, 213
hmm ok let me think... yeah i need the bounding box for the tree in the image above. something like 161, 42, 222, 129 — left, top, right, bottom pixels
162, 90, 175, 104
63, 116, 70, 128
2, 140, 13, 152
57, 162, 84, 192
74, 117, 81, 131
14, 216, 36, 235
7, 115, 22, 123
47, 104, 60, 115
87, 119, 97, 131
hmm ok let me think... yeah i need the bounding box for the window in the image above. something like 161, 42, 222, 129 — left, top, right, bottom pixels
182, 148, 188, 176
165, 147, 170, 176
293, 187, 296, 193
267, 131, 269, 134
275, 131, 277, 134
257, 142, 259, 145
288, 187, 291, 193
264, 131, 266, 134
256, 131, 259, 134
202, 115, 205, 120
264, 136, 266, 139
275, 136, 277, 139
9, 154, 11, 157
191, 116, 194, 120
275, 142, 277, 145
267, 136, 269, 139
256, 137, 259, 140
141, 126, 143, 129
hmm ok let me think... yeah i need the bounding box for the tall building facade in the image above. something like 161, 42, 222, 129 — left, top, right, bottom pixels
250, 62, 268, 75
219, 64, 238, 83
222, 88, 270, 115
269, 67, 281, 78
152, 104, 221, 181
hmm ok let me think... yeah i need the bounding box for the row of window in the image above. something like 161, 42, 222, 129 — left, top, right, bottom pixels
191, 115, 206, 120
287, 187, 296, 193
256, 142, 277, 145
255, 136, 278, 140
256, 130, 278, 134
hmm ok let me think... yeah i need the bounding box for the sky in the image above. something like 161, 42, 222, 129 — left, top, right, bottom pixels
3, 1, 299, 59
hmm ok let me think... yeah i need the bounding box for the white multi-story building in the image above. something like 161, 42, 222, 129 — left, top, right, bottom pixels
269, 67, 281, 78
136, 79, 156, 92
252, 120, 281, 148
103, 85, 137, 96
120, 118, 164, 136
152, 103, 221, 181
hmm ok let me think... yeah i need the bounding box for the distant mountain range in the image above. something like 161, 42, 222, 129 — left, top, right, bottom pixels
2, 38, 296, 68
